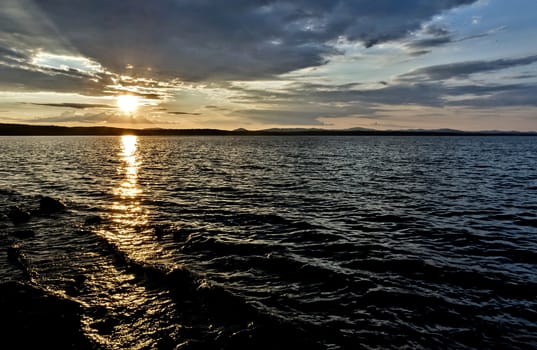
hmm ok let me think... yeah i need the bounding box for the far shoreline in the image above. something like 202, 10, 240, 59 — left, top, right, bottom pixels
0, 123, 536, 137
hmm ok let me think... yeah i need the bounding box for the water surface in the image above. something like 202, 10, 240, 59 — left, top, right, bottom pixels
1, 135, 536, 349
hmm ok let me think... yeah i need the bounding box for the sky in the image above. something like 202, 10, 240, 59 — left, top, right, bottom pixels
1, 0, 536, 131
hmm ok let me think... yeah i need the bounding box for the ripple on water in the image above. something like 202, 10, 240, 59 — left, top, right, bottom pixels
1, 135, 537, 349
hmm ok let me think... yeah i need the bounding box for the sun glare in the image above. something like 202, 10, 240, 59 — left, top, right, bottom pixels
117, 95, 139, 113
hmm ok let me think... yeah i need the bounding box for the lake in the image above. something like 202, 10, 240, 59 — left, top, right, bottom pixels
1, 135, 536, 349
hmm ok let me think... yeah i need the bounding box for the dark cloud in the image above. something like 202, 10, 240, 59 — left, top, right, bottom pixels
406, 36, 452, 50
309, 81, 537, 109
30, 103, 113, 109
508, 73, 537, 80
408, 49, 431, 56
446, 84, 537, 108
404, 24, 453, 53
401, 55, 537, 81
204, 105, 232, 112
250, 82, 446, 107
0, 64, 104, 94
229, 74, 537, 125
0, 46, 27, 63
168, 111, 201, 116
404, 25, 504, 55
423, 25, 450, 37
110, 91, 163, 100
1, 0, 476, 82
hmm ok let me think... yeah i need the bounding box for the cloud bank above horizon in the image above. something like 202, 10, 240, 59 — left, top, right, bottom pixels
1, 0, 536, 130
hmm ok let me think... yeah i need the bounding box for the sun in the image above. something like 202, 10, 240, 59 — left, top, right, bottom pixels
117, 95, 139, 113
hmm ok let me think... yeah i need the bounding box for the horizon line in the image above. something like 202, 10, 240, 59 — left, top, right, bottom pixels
1, 123, 536, 136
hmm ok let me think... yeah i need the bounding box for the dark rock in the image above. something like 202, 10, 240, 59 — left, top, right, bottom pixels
7, 206, 31, 224
198, 284, 258, 322
65, 274, 87, 297
172, 227, 197, 241
167, 267, 198, 290
7, 242, 23, 263
154, 225, 165, 238
39, 196, 66, 214
90, 317, 117, 335
172, 229, 185, 241
12, 229, 35, 239
84, 215, 103, 226
0, 281, 93, 349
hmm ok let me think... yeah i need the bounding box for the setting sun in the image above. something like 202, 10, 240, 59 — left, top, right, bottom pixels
117, 95, 138, 113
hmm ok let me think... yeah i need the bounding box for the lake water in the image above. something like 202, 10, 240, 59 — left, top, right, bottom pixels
1, 135, 536, 349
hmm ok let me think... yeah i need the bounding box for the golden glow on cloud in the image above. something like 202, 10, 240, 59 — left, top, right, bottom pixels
31, 52, 103, 75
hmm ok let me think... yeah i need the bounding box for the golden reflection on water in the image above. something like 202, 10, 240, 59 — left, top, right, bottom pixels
103, 135, 175, 265
115, 135, 141, 198
112, 135, 147, 228
83, 139, 179, 348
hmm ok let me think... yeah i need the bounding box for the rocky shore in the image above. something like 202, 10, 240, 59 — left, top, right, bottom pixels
1, 194, 94, 348
0, 281, 94, 349
1, 193, 324, 349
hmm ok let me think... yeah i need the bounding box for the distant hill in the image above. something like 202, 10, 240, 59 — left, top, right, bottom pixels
0, 123, 535, 136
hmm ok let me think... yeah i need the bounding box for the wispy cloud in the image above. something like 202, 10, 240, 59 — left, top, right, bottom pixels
404, 25, 506, 55
168, 111, 201, 116
24, 111, 156, 125
400, 55, 537, 81
30, 102, 113, 109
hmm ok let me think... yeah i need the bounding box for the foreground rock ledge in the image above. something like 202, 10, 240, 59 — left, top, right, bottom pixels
0, 281, 93, 349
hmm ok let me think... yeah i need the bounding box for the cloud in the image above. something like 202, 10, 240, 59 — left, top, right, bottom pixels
401, 55, 537, 81
168, 111, 201, 116
6, 0, 534, 131
422, 25, 451, 37
30, 102, 113, 109
446, 84, 537, 107
0, 48, 170, 99
24, 111, 155, 125
0, 46, 27, 64
112, 90, 163, 100
0, 64, 105, 94
404, 24, 453, 53
228, 69, 537, 126
404, 25, 506, 55
2, 0, 476, 82
236, 81, 447, 108
406, 36, 453, 51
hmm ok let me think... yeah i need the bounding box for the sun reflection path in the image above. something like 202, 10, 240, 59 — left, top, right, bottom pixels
112, 135, 146, 229
115, 135, 141, 198
82, 135, 182, 348
95, 135, 178, 269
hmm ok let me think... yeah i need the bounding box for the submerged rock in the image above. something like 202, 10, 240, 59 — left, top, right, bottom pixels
154, 225, 165, 238
38, 196, 66, 214
7, 206, 31, 224
7, 242, 23, 264
84, 215, 103, 226
12, 229, 35, 239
